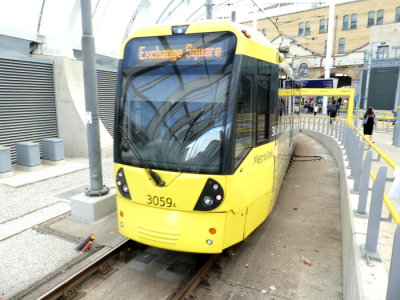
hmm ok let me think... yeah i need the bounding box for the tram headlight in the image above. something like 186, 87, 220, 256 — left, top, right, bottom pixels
172, 25, 189, 35
194, 179, 224, 211
203, 196, 214, 206
116, 168, 132, 200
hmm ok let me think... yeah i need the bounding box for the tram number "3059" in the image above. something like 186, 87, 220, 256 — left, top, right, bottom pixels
146, 195, 176, 208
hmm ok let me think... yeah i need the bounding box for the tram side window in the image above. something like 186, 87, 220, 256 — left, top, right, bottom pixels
234, 75, 253, 167
256, 78, 269, 143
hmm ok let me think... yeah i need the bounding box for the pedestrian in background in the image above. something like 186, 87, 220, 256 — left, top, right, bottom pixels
363, 107, 377, 143
329, 102, 337, 124
327, 102, 332, 116
313, 103, 318, 116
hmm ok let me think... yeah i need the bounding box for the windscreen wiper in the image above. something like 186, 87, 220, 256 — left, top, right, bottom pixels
121, 131, 165, 186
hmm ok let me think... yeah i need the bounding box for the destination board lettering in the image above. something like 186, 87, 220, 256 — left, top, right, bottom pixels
138, 43, 222, 62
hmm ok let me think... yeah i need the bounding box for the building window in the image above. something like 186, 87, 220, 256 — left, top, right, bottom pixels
342, 15, 349, 30
298, 22, 304, 35
298, 63, 309, 77
338, 38, 345, 54
377, 9, 384, 25
367, 11, 375, 27
396, 7, 400, 22
351, 14, 357, 29
324, 40, 327, 54
305, 21, 311, 35
259, 28, 266, 36
377, 45, 388, 59
319, 19, 326, 33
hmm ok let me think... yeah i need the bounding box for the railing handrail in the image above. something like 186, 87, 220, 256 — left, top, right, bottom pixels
352, 125, 398, 169
302, 115, 399, 225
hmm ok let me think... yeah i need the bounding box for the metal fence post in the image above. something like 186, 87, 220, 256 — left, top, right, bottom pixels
346, 129, 355, 167
313, 116, 316, 130
357, 151, 373, 214
333, 120, 337, 138
340, 122, 345, 144
317, 117, 321, 132
386, 226, 400, 300
351, 141, 364, 192
364, 166, 387, 257
341, 124, 347, 146
344, 126, 350, 154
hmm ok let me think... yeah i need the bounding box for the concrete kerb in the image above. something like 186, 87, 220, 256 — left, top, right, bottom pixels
71, 189, 116, 223
302, 128, 388, 300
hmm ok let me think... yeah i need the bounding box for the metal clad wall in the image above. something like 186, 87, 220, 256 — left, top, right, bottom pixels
97, 70, 116, 138
0, 58, 58, 163
368, 67, 399, 110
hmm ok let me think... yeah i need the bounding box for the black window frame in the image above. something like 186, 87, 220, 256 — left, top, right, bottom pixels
319, 19, 326, 33
342, 15, 349, 30
376, 45, 389, 59
396, 7, 400, 23
338, 38, 345, 54
298, 62, 309, 77
298, 22, 304, 36
305, 21, 311, 35
351, 14, 357, 29
256, 77, 270, 144
234, 72, 254, 168
377, 9, 384, 25
367, 11, 375, 27
232, 55, 278, 170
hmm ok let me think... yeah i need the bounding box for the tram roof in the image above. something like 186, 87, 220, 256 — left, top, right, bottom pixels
120, 19, 280, 63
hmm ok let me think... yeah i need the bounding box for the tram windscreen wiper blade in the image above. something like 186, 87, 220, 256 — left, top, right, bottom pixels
121, 131, 165, 187
147, 168, 165, 186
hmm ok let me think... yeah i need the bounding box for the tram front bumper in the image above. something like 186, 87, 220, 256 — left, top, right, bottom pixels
117, 198, 227, 253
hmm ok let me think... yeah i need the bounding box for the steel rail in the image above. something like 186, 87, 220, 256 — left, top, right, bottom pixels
37, 239, 129, 300
171, 254, 218, 300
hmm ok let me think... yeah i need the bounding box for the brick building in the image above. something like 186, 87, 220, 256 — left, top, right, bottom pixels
243, 0, 400, 102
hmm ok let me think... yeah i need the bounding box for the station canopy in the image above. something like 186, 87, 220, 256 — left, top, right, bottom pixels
0, 0, 351, 58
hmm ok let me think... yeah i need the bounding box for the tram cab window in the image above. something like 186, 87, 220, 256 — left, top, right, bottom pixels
234, 74, 253, 167
256, 78, 269, 143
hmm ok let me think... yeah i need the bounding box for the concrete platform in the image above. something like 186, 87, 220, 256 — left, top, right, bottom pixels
0, 159, 88, 187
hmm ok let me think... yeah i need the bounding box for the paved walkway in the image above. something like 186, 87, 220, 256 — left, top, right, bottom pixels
194, 134, 343, 299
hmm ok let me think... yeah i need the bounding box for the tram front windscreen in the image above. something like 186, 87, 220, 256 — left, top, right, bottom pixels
116, 32, 237, 174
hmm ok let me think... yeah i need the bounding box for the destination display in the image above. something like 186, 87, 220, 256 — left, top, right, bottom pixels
284, 79, 337, 89
123, 32, 236, 67
138, 44, 222, 62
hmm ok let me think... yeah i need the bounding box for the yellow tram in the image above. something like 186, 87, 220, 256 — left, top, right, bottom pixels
114, 20, 296, 253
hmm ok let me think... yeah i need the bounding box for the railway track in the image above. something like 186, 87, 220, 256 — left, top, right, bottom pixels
28, 240, 227, 300
37, 239, 134, 300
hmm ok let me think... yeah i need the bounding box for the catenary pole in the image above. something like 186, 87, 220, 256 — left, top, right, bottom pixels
231, 11, 236, 22
80, 0, 109, 196
363, 48, 372, 110
393, 65, 400, 147
322, 2, 335, 115
206, 0, 212, 19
